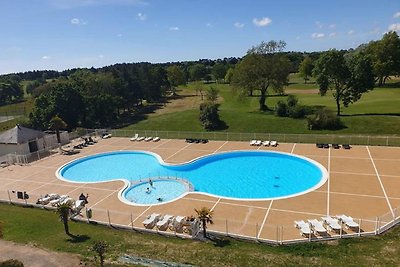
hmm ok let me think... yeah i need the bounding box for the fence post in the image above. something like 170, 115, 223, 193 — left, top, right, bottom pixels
107, 210, 111, 226
358, 219, 361, 237
386, 136, 389, 146
256, 223, 259, 241
375, 216, 379, 234
131, 213, 134, 230
276, 225, 279, 243
280, 226, 283, 245
7, 190, 11, 204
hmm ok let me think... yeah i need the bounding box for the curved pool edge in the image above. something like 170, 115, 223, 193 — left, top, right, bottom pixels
55, 149, 329, 206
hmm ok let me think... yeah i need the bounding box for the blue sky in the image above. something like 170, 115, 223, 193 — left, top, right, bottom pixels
1, 0, 399, 74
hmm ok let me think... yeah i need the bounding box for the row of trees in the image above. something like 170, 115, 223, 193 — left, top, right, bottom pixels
0, 75, 23, 105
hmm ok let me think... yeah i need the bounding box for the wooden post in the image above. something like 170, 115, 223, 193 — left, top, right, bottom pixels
225, 219, 228, 236
358, 219, 362, 237
131, 213, 134, 230
7, 190, 11, 204
107, 210, 111, 226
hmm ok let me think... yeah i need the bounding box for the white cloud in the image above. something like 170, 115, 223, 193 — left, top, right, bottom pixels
393, 11, 400, 19
348, 30, 354, 35
329, 24, 336, 29
71, 18, 87, 25
137, 13, 147, 21
388, 23, 400, 32
252, 17, 272, 27
169, 26, 179, 31
234, 22, 244, 29
42, 56, 50, 60
311, 32, 325, 39
329, 32, 336, 37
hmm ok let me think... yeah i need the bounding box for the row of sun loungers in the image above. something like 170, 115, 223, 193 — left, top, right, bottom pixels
36, 194, 86, 214
186, 138, 209, 144
316, 143, 351, 149
295, 215, 360, 237
250, 140, 278, 147
130, 133, 160, 142
142, 213, 196, 233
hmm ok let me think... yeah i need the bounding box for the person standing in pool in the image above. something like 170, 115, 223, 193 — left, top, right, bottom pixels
146, 187, 151, 194
149, 178, 153, 187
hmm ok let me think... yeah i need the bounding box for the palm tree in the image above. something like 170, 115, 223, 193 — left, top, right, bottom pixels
49, 115, 67, 144
56, 201, 73, 235
195, 207, 214, 238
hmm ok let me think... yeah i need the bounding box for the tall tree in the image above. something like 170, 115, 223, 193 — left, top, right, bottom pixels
313, 49, 375, 116
366, 31, 400, 86
189, 64, 208, 81
224, 68, 234, 84
195, 207, 214, 238
298, 56, 314, 84
211, 63, 228, 82
166, 65, 186, 95
231, 40, 291, 111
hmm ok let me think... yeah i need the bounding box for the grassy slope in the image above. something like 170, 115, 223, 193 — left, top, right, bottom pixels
1, 204, 400, 266
124, 82, 400, 135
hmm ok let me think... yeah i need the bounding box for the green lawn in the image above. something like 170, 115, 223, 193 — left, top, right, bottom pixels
123, 83, 400, 135
1, 204, 400, 266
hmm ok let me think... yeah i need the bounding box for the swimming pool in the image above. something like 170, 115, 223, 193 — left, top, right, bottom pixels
57, 150, 328, 205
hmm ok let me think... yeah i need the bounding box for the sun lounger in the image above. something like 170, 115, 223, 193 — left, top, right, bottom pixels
102, 133, 112, 139
336, 215, 359, 229
130, 134, 139, 141
308, 219, 327, 234
143, 213, 161, 229
50, 195, 69, 206
342, 144, 351, 149
169, 215, 186, 231
60, 147, 79, 155
263, 140, 270, 146
36, 193, 60, 205
156, 214, 174, 230
255, 140, 262, 146
316, 143, 324, 148
294, 220, 312, 237
249, 140, 257, 146
145, 136, 153, 142
72, 200, 86, 214
321, 216, 341, 231
153, 136, 160, 142
270, 140, 278, 147
323, 143, 329, 148
332, 144, 340, 149
136, 136, 145, 141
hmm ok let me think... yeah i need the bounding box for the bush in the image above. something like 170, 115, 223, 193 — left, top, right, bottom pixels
307, 108, 343, 130
275, 101, 288, 117
199, 102, 221, 130
0, 259, 24, 267
286, 95, 298, 108
288, 105, 308, 119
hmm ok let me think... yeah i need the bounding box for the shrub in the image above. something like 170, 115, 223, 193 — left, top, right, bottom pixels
286, 95, 298, 108
199, 102, 221, 130
307, 108, 342, 130
0, 259, 24, 267
288, 105, 308, 119
275, 101, 288, 117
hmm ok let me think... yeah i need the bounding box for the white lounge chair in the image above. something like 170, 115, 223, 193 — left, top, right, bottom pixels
250, 140, 257, 146
294, 220, 312, 237
72, 200, 86, 214
50, 195, 69, 206
169, 215, 186, 231
152, 137, 160, 142
130, 134, 139, 141
336, 215, 359, 229
136, 136, 145, 142
156, 214, 174, 230
143, 213, 161, 228
321, 216, 341, 232
145, 136, 153, 142
262, 140, 270, 146
308, 219, 327, 235
36, 193, 60, 205
102, 133, 112, 139
255, 140, 262, 146
270, 140, 278, 147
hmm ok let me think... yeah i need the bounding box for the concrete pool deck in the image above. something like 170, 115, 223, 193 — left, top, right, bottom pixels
1, 137, 399, 242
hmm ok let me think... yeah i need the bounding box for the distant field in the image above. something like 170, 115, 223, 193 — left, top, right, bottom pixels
123, 80, 400, 135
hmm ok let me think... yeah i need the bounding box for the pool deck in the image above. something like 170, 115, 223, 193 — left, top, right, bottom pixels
1, 137, 400, 242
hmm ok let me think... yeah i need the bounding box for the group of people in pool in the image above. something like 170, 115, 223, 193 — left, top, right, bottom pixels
145, 179, 163, 202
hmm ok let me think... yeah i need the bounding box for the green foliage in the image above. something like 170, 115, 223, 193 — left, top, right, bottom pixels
92, 240, 108, 267
199, 102, 221, 131
307, 108, 342, 130
232, 43, 291, 111
205, 86, 219, 103
298, 56, 314, 84
275, 101, 288, 117
0, 76, 23, 105
166, 65, 186, 94
0, 259, 24, 267
189, 64, 208, 81
313, 49, 375, 116
211, 63, 228, 82
224, 68, 234, 84
195, 207, 214, 238
56, 202, 73, 235
275, 95, 307, 119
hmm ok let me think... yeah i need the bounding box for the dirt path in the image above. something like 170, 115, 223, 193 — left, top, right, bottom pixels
0, 240, 84, 267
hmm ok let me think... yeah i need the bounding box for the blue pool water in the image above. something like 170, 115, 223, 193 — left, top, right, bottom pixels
57, 151, 327, 204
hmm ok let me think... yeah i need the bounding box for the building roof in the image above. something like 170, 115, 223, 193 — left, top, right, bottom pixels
0, 125, 46, 144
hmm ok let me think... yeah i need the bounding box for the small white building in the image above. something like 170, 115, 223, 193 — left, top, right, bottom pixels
0, 125, 69, 157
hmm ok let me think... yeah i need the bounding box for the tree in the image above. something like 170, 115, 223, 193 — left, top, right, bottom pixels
92, 240, 108, 267
166, 65, 186, 95
232, 40, 291, 111
366, 31, 400, 86
0, 77, 23, 105
189, 64, 208, 81
56, 201, 73, 235
299, 56, 314, 84
224, 68, 234, 84
211, 63, 228, 82
49, 115, 67, 144
195, 207, 214, 238
313, 49, 375, 116
199, 102, 221, 130
205, 86, 219, 103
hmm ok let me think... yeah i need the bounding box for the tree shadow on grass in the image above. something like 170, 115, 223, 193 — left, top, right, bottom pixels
66, 234, 91, 243
207, 236, 231, 248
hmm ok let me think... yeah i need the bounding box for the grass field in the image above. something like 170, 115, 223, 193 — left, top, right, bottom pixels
123, 81, 400, 135
1, 203, 400, 266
